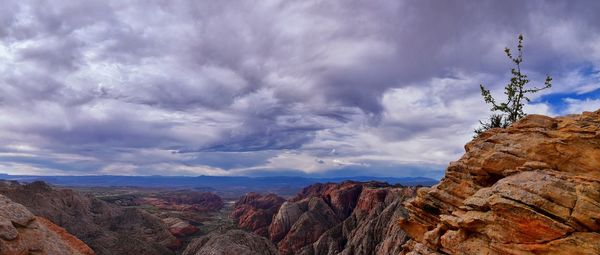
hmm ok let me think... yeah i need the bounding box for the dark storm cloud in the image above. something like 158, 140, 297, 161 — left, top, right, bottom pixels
1, 0, 600, 176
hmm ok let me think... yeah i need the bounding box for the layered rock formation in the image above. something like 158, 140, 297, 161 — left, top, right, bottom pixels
182, 229, 278, 255
231, 192, 285, 237
0, 181, 179, 255
399, 111, 600, 254
0, 194, 95, 255
163, 217, 199, 237
267, 181, 417, 255
140, 191, 224, 212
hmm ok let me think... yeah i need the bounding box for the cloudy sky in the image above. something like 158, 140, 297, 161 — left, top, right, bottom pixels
1, 0, 600, 178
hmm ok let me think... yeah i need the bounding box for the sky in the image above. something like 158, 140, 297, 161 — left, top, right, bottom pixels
1, 0, 600, 178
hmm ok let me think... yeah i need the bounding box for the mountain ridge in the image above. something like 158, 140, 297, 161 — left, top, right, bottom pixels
0, 175, 437, 197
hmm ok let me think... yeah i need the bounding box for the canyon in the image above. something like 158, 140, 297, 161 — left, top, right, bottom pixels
0, 181, 179, 255
197, 110, 600, 254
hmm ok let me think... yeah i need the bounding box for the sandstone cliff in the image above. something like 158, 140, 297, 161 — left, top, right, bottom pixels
231, 192, 286, 237
266, 181, 417, 255
0, 181, 178, 255
0, 194, 95, 255
399, 111, 600, 254
303, 186, 417, 255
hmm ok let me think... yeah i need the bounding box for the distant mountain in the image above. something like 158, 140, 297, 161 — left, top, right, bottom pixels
0, 174, 438, 197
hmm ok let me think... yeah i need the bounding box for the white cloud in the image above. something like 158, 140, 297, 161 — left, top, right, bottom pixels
563, 98, 600, 114
1, 0, 600, 177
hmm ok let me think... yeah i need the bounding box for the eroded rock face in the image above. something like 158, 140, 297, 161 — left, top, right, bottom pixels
0, 181, 178, 255
303, 187, 417, 255
268, 181, 417, 255
231, 192, 285, 237
277, 197, 340, 255
182, 229, 278, 255
399, 111, 600, 255
163, 217, 199, 238
291, 181, 392, 220
0, 194, 95, 255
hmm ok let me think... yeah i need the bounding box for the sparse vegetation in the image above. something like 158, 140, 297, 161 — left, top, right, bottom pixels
476, 34, 552, 135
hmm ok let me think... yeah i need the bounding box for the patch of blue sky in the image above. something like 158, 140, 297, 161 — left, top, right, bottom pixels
533, 65, 600, 114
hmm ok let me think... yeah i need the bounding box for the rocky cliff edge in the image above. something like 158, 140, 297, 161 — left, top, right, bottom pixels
399, 110, 600, 254
0, 194, 95, 255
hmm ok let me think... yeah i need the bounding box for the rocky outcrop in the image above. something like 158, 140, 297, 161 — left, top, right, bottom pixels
291, 182, 364, 219
0, 181, 178, 255
300, 186, 417, 255
231, 192, 285, 237
0, 194, 95, 255
163, 217, 199, 237
182, 229, 278, 255
268, 181, 417, 255
140, 191, 224, 212
399, 111, 600, 254
275, 197, 340, 255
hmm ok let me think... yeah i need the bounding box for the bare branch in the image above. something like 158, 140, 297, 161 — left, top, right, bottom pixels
476, 34, 552, 136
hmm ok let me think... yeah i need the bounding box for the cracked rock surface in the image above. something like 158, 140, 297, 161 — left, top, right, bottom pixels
399, 110, 600, 255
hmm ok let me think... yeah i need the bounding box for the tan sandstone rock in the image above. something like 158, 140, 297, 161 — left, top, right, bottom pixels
0, 194, 95, 255
399, 111, 600, 255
